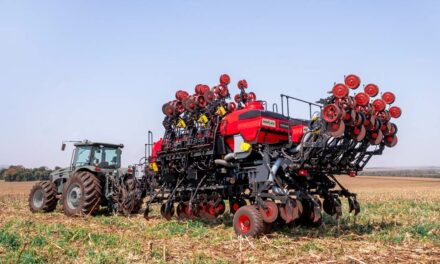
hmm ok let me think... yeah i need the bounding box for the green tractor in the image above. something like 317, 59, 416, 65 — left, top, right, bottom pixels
28, 140, 144, 216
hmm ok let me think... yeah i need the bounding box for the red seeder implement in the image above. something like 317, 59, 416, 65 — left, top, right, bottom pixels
140, 74, 401, 237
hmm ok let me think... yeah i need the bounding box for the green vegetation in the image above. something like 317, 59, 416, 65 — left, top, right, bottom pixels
0, 191, 439, 263
0, 165, 58, 182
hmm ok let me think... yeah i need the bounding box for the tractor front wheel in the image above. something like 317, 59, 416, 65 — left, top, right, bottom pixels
28, 181, 58, 213
233, 205, 264, 237
62, 171, 102, 216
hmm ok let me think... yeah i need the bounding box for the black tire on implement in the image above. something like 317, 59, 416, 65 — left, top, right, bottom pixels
28, 181, 58, 213
233, 205, 264, 237
62, 171, 102, 216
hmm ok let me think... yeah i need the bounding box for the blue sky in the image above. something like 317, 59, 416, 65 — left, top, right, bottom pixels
0, 1, 439, 168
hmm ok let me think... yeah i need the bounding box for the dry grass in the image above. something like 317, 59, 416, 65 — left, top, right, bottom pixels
0, 177, 440, 263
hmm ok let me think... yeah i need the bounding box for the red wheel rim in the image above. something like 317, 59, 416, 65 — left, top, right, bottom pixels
233, 203, 239, 212
344, 74, 361, 89
237, 79, 248, 89
373, 99, 386, 112
218, 203, 224, 212
209, 205, 216, 216
332, 83, 349, 98
354, 92, 370, 106
364, 84, 379, 97
220, 74, 230, 85
389, 106, 402, 118
382, 92, 396, 104
322, 104, 341, 123
238, 214, 251, 233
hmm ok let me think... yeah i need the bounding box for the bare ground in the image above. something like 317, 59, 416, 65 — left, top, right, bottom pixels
0, 177, 439, 263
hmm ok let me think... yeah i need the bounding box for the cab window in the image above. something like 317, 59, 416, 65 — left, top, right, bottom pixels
74, 146, 92, 167
93, 147, 120, 168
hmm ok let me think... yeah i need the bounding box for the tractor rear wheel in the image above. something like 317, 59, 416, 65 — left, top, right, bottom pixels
233, 205, 264, 237
28, 181, 58, 213
62, 171, 102, 216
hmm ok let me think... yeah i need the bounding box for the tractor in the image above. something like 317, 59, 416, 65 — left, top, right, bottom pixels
28, 140, 144, 216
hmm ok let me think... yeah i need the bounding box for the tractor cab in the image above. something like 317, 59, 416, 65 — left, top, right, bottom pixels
70, 141, 123, 170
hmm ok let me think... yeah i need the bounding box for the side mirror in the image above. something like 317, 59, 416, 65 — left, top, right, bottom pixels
61, 143, 66, 151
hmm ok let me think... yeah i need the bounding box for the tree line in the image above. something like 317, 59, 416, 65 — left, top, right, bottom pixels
0, 165, 61, 182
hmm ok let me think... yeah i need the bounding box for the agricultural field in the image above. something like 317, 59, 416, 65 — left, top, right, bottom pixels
0, 176, 439, 264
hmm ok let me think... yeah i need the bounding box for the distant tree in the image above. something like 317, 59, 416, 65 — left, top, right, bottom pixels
2, 165, 54, 182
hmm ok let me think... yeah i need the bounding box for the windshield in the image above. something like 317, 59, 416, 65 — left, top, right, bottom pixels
92, 147, 121, 169
73, 146, 92, 167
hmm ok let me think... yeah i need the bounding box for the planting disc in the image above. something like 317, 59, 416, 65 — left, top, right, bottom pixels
351, 125, 366, 142
344, 74, 361, 89
175, 90, 189, 101
389, 106, 402, 118
381, 121, 393, 135
384, 122, 398, 136
385, 135, 398, 148
182, 97, 196, 112
354, 112, 365, 127
336, 96, 355, 109
218, 85, 229, 97
364, 84, 379, 97
344, 109, 357, 125
195, 84, 210, 95
219, 74, 230, 85
372, 99, 386, 112
175, 101, 184, 113
322, 104, 342, 123
369, 129, 383, 145
279, 199, 302, 224
364, 115, 376, 130
196, 95, 206, 108
354, 92, 370, 106
382, 92, 396, 104
228, 102, 237, 112
327, 120, 345, 138
376, 110, 391, 122
259, 201, 278, 223
332, 83, 349, 98
234, 94, 240, 103
203, 90, 215, 104
160, 203, 175, 221
248, 92, 257, 102
162, 102, 174, 117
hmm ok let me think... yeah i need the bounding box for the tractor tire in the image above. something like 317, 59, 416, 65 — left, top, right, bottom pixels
233, 205, 264, 237
62, 171, 102, 216
28, 181, 58, 213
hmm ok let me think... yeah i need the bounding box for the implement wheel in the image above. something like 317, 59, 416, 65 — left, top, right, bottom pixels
233, 205, 264, 237
259, 201, 278, 224
62, 171, 102, 216
28, 181, 58, 213
230, 198, 247, 214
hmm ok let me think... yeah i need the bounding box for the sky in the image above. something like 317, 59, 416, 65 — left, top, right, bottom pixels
0, 1, 439, 168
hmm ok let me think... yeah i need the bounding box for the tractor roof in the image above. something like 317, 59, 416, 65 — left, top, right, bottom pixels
74, 140, 124, 148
